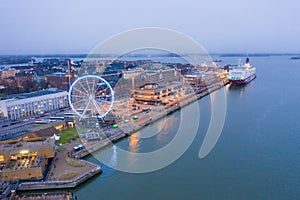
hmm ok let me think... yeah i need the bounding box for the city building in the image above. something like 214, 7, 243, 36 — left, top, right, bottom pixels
183, 71, 206, 87
27, 121, 66, 138
0, 138, 55, 181
45, 73, 75, 91
114, 66, 181, 99
122, 68, 145, 79
122, 66, 181, 84
15, 72, 34, 89
132, 82, 184, 105
1, 69, 17, 79
0, 88, 68, 120
202, 72, 224, 86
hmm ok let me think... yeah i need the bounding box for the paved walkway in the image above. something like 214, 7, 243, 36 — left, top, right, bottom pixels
47, 149, 95, 181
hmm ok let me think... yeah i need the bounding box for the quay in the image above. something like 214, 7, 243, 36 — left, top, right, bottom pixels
72, 81, 227, 159
17, 165, 102, 190
15, 192, 77, 200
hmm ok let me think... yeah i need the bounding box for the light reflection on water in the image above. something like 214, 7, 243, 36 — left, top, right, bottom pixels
129, 131, 140, 153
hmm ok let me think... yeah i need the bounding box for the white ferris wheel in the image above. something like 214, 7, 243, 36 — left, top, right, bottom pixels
68, 75, 114, 119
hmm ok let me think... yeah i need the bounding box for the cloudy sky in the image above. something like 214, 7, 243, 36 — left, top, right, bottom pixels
1, 0, 299, 54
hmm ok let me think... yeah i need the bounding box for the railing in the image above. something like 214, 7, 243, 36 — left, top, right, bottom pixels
18, 166, 101, 188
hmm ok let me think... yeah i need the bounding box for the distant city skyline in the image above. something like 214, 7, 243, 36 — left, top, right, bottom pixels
1, 0, 300, 54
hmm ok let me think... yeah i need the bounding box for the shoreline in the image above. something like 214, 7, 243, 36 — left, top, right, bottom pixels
15, 81, 228, 194
73, 81, 227, 159
17, 164, 102, 191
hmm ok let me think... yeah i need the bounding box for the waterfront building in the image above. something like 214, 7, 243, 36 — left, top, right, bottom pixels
0, 88, 68, 120
0, 138, 55, 181
114, 66, 181, 99
203, 71, 224, 86
123, 66, 181, 83
183, 71, 206, 87
132, 82, 184, 105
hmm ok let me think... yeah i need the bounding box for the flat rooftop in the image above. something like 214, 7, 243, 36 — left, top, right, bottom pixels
185, 70, 205, 77
3, 88, 64, 100
2, 156, 45, 172
0, 138, 55, 153
46, 72, 67, 77
137, 82, 182, 91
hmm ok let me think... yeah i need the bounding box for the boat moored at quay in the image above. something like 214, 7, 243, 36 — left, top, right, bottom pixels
228, 57, 256, 86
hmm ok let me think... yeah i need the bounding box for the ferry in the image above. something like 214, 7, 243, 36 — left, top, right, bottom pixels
228, 57, 256, 86
290, 56, 300, 60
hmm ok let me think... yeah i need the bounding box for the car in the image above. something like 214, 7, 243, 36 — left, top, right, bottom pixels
142, 108, 151, 113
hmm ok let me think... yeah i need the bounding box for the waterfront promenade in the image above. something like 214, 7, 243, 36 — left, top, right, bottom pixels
17, 146, 102, 191
72, 81, 227, 159
16, 192, 75, 200
18, 165, 101, 190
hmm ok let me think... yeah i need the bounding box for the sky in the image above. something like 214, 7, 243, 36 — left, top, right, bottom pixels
0, 0, 299, 54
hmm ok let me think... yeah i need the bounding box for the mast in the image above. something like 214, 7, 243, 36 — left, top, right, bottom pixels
238, 58, 242, 66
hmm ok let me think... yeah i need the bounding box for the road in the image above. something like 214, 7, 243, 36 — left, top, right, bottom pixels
0, 107, 72, 141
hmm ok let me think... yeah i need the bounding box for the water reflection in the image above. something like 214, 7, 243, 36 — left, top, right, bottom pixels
129, 132, 140, 153
240, 87, 244, 97
156, 115, 178, 143
110, 145, 117, 168
228, 84, 245, 97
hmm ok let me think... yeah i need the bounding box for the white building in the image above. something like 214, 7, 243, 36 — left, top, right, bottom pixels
0, 88, 68, 120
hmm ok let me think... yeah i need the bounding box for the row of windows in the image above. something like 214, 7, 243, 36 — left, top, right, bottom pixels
7, 97, 68, 112
5, 96, 68, 120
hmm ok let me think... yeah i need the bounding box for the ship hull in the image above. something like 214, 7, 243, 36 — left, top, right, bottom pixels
229, 73, 256, 86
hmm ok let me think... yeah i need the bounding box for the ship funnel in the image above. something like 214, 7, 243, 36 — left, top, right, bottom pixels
245, 57, 250, 64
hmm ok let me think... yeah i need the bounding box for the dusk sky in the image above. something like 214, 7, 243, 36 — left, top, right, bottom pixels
1, 0, 299, 54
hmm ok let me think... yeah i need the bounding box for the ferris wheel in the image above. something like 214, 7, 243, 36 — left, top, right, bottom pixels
68, 75, 114, 119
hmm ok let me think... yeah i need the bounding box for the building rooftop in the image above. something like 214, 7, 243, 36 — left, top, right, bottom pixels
3, 156, 45, 172
142, 64, 172, 71
3, 88, 64, 100
185, 70, 205, 77
46, 72, 67, 77
135, 82, 182, 94
0, 138, 55, 154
